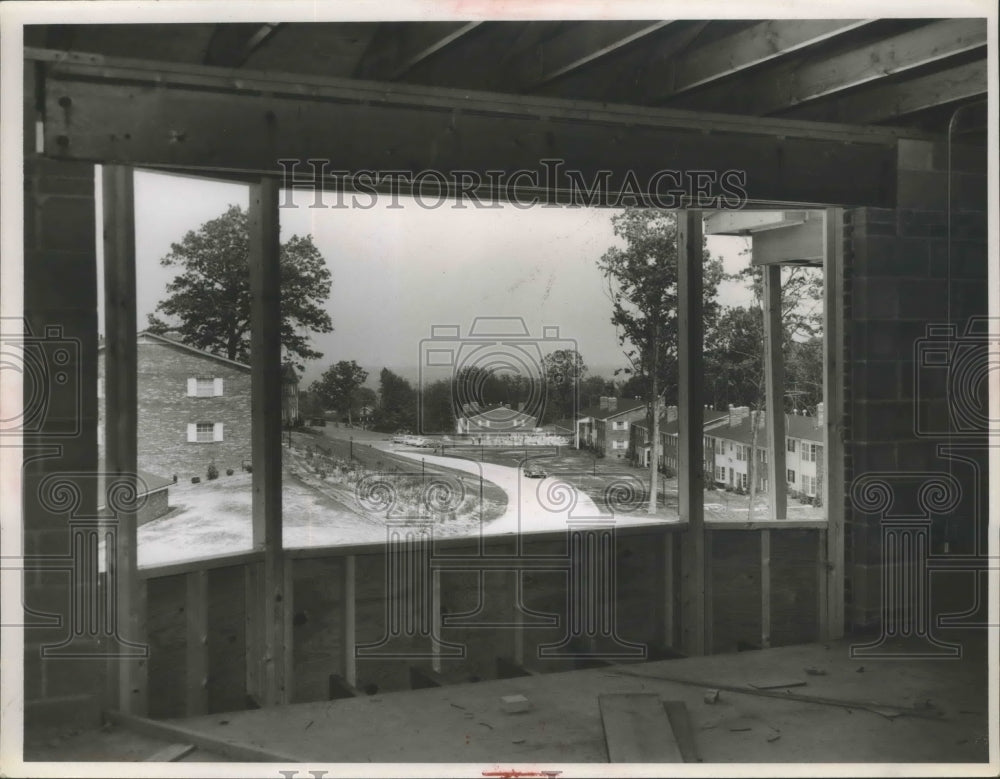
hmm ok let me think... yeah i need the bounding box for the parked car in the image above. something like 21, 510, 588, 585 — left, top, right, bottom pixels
523, 464, 547, 479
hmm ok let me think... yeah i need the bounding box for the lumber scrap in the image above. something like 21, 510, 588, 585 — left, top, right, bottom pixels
143, 743, 195, 762
598, 693, 682, 763
662, 700, 701, 762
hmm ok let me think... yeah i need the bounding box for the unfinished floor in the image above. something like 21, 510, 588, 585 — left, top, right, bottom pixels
35, 631, 984, 765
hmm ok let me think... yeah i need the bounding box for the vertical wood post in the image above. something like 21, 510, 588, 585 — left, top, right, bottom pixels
103, 164, 148, 714
185, 570, 209, 715
822, 208, 846, 640
677, 210, 706, 656
343, 556, 357, 687
248, 177, 287, 704
244, 562, 262, 702
763, 264, 787, 520
760, 530, 772, 648
663, 532, 674, 649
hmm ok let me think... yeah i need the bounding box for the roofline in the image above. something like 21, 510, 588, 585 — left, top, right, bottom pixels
99, 331, 252, 371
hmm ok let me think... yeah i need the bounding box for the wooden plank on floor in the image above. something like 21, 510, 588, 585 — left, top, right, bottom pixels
662, 700, 700, 763
143, 743, 195, 762
104, 710, 301, 763
598, 693, 682, 763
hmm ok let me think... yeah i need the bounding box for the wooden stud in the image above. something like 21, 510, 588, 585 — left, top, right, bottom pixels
763, 264, 788, 520
248, 176, 286, 705
343, 555, 356, 688
243, 561, 262, 703
663, 531, 675, 650
822, 208, 846, 640
431, 569, 442, 673
184, 570, 209, 715
816, 529, 829, 641
677, 210, 706, 657
355, 22, 482, 81
102, 163, 147, 715
760, 530, 772, 649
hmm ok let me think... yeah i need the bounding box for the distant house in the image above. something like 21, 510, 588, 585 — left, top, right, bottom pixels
577, 396, 649, 459
98, 331, 252, 480
455, 403, 537, 435
633, 403, 826, 496
281, 363, 300, 426
633, 407, 729, 474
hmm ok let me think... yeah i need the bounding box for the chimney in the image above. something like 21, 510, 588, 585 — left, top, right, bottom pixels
666, 405, 678, 423
728, 404, 749, 427
816, 402, 824, 428
600, 396, 610, 411
608, 397, 618, 412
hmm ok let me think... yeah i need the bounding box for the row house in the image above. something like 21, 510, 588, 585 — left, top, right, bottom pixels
632, 404, 825, 498
576, 396, 648, 459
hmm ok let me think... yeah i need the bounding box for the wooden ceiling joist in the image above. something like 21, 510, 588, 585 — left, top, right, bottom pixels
354, 21, 482, 81
204, 23, 281, 68
780, 59, 988, 124
649, 19, 876, 101
31, 47, 909, 207
667, 18, 987, 115
512, 20, 673, 90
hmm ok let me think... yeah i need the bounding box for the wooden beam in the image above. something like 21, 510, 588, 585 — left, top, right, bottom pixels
104, 710, 301, 762
677, 210, 706, 657
762, 264, 788, 520
752, 216, 824, 266
248, 177, 286, 705
513, 21, 673, 89
822, 209, 846, 640
782, 59, 988, 124
184, 570, 209, 715
102, 163, 147, 715
354, 21, 482, 80
668, 19, 987, 116
663, 531, 675, 649
143, 743, 195, 762
343, 555, 357, 688
599, 693, 683, 763
204, 23, 281, 68
651, 19, 875, 100
760, 530, 772, 648
243, 561, 262, 703
32, 47, 907, 208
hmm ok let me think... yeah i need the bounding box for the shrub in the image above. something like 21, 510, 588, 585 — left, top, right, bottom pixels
191, 476, 201, 484
207, 463, 219, 481
245, 464, 253, 474
226, 468, 234, 476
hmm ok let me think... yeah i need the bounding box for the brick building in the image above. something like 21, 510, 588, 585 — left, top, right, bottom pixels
98, 332, 252, 480
577, 396, 648, 458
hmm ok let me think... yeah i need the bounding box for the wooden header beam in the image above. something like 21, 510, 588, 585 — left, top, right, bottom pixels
28, 47, 909, 207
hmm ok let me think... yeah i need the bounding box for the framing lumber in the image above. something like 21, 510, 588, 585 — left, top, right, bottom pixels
343, 555, 357, 687
248, 177, 287, 704
102, 163, 148, 715
677, 210, 706, 657
143, 743, 195, 762
599, 693, 682, 763
651, 19, 875, 100
761, 530, 772, 649
514, 21, 673, 89
355, 21, 482, 81
669, 19, 987, 116
783, 59, 988, 125
28, 47, 910, 208
104, 710, 302, 762
184, 570, 209, 715
204, 23, 281, 68
822, 209, 846, 640
662, 700, 701, 762
762, 264, 788, 520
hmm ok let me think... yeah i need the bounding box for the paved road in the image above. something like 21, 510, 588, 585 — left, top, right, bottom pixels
382, 443, 666, 535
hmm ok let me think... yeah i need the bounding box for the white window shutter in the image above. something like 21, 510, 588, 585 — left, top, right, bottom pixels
213, 422, 224, 442
187, 378, 197, 397
213, 378, 224, 396
187, 423, 197, 443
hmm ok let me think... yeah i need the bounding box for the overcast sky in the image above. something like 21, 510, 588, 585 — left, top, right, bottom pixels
98, 168, 752, 386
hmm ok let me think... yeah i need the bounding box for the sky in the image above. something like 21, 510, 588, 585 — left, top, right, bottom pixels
98, 168, 753, 387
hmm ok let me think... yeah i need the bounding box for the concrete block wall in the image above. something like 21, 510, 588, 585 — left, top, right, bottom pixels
842, 137, 988, 632
22, 157, 104, 737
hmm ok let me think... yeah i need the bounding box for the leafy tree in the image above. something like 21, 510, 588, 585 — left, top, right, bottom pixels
580, 374, 617, 409
598, 208, 724, 511
541, 349, 587, 423
372, 368, 417, 433
147, 205, 333, 370
420, 378, 456, 434
311, 360, 368, 426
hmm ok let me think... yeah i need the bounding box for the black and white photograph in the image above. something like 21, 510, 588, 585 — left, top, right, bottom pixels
0, 1, 996, 775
